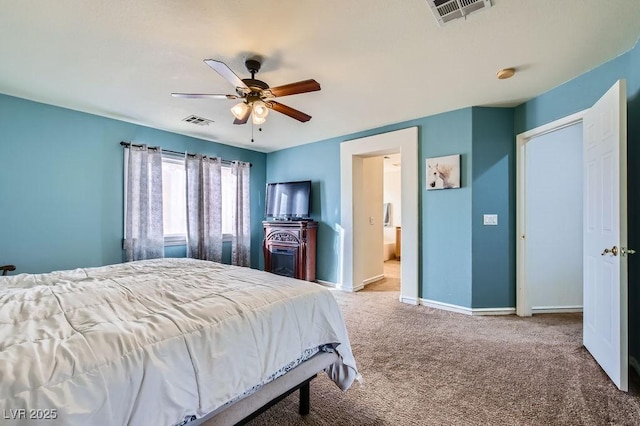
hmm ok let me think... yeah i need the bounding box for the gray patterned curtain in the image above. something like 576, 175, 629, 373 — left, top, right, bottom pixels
231, 161, 251, 267
185, 155, 222, 262
124, 145, 164, 261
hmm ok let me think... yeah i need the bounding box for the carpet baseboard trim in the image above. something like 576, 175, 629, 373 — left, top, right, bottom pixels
630, 356, 640, 376
471, 307, 517, 315
419, 298, 515, 316
316, 279, 364, 292
362, 274, 385, 286
531, 306, 583, 314
319, 279, 387, 293
400, 296, 419, 305
335, 283, 364, 292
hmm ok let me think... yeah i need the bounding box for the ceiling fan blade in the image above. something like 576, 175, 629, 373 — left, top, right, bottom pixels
267, 101, 312, 122
233, 107, 252, 125
204, 59, 249, 90
268, 79, 321, 97
172, 93, 238, 99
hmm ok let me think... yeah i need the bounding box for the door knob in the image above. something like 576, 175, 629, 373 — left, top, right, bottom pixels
601, 246, 618, 256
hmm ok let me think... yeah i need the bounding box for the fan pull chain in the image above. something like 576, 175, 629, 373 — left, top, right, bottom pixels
250, 123, 263, 143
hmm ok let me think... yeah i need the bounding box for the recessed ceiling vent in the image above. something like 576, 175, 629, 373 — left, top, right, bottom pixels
182, 115, 214, 126
427, 0, 492, 26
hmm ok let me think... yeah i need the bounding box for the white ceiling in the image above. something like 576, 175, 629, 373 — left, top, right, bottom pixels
1, 1, 638, 153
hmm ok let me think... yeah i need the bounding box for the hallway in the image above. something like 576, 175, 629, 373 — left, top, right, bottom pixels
362, 260, 400, 292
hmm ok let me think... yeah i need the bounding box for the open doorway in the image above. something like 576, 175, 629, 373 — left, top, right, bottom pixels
364, 153, 402, 292
519, 122, 583, 314
339, 127, 419, 303
516, 111, 586, 316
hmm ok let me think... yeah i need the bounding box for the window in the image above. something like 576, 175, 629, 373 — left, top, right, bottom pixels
162, 155, 187, 245
161, 154, 234, 245
220, 166, 235, 237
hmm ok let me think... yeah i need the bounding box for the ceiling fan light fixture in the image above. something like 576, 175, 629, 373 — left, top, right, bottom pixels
252, 100, 269, 119
252, 115, 266, 125
231, 102, 250, 119
178, 59, 319, 125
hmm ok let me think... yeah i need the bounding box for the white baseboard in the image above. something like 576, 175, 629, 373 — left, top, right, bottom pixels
362, 274, 384, 286
471, 307, 517, 316
322, 279, 365, 292
400, 295, 419, 305
322, 273, 387, 292
630, 356, 640, 377
420, 298, 472, 315
351, 284, 365, 292
419, 298, 516, 316
335, 283, 364, 292
531, 305, 583, 314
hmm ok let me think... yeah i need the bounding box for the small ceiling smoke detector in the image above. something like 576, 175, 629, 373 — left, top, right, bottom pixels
427, 0, 492, 26
497, 68, 516, 80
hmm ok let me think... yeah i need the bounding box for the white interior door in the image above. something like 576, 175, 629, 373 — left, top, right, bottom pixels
583, 79, 628, 391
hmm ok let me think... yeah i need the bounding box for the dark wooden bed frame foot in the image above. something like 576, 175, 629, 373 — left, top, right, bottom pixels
234, 374, 316, 425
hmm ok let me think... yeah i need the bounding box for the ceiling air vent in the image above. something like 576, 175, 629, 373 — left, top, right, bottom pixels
427, 0, 492, 26
182, 115, 214, 126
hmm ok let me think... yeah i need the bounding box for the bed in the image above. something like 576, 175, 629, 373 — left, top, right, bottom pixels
0, 258, 359, 425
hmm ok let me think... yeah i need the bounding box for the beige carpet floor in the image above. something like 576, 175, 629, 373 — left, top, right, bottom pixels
247, 261, 640, 425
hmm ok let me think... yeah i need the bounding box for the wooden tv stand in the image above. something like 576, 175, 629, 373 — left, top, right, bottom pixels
263, 220, 317, 282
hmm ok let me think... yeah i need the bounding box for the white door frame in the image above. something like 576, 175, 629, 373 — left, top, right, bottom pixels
340, 127, 419, 304
516, 110, 587, 317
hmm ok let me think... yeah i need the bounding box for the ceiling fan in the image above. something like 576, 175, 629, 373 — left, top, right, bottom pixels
172, 59, 320, 125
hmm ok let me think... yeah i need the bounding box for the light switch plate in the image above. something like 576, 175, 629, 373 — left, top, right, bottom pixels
483, 214, 498, 225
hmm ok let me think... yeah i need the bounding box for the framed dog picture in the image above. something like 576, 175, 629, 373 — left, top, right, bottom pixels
426, 154, 461, 190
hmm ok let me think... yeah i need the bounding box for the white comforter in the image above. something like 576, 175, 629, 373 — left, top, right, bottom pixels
0, 258, 358, 425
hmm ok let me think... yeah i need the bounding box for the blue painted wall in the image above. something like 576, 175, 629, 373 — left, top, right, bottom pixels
267, 108, 477, 307
267, 106, 516, 309
516, 40, 640, 373
421, 108, 473, 306
471, 107, 515, 308
267, 108, 515, 307
514, 46, 637, 134
0, 94, 266, 273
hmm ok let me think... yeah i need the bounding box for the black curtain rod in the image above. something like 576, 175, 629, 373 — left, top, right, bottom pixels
120, 141, 252, 167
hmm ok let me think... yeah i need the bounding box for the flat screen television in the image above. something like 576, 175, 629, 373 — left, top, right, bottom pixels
265, 180, 311, 220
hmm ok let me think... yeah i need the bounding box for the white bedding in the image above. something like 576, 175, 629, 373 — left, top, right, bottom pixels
0, 258, 359, 425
